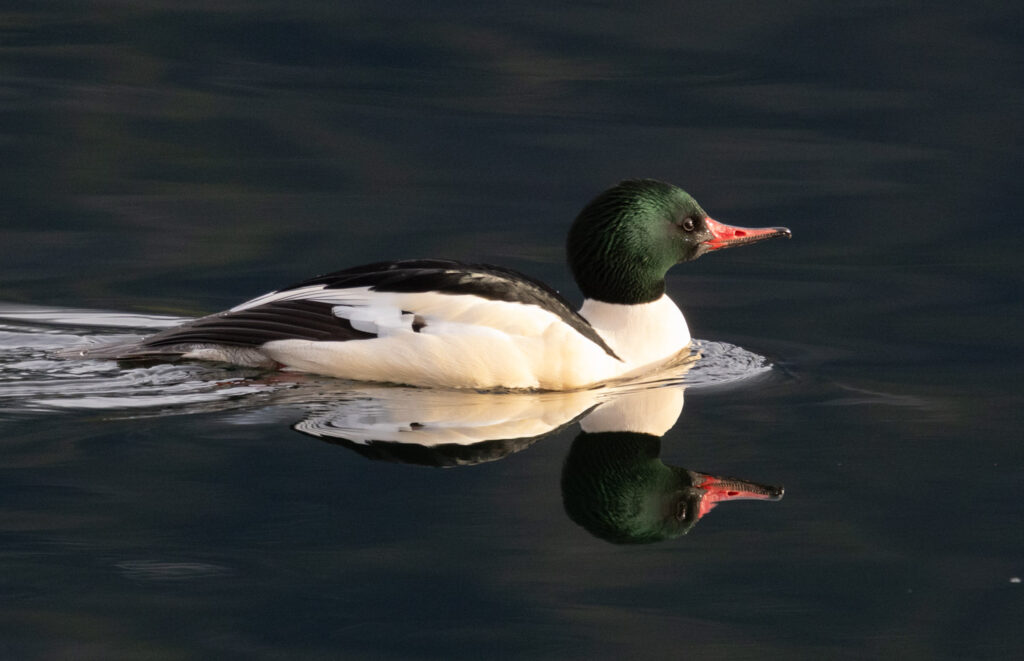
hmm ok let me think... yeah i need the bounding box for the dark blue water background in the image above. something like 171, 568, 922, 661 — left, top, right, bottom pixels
1, 2, 1022, 658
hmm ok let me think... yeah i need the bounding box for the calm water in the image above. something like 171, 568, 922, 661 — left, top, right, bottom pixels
2, 2, 1022, 659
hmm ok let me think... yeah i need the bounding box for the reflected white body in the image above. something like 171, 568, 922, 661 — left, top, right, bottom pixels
294, 362, 693, 455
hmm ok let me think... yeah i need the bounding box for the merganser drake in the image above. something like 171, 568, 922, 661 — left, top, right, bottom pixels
71, 179, 790, 389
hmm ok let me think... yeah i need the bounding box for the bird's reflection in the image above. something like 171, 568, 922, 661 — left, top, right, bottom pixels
562, 431, 782, 543
560, 387, 782, 543
294, 386, 604, 466
287, 360, 782, 543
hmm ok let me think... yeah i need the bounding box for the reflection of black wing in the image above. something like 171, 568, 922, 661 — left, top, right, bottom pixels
312, 435, 546, 468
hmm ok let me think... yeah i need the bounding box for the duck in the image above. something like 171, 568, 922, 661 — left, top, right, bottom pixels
70, 179, 791, 390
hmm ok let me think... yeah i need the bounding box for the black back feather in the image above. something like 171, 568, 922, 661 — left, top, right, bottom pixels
280, 260, 620, 359
141, 299, 374, 349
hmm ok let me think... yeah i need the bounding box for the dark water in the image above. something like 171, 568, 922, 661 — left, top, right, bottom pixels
2, 2, 1022, 658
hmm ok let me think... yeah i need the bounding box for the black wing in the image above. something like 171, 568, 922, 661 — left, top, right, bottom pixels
140, 299, 375, 349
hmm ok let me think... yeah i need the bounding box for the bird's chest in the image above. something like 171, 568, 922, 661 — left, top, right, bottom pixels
578, 296, 691, 369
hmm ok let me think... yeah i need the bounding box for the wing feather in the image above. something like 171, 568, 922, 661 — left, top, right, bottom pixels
141, 299, 374, 349
225, 260, 620, 359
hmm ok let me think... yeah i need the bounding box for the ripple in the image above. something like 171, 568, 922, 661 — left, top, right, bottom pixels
681, 339, 773, 388
0, 304, 274, 415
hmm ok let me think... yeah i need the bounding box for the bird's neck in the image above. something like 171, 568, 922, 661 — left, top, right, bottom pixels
579, 294, 691, 368
568, 256, 668, 305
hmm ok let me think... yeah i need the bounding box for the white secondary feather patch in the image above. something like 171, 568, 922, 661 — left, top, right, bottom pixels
333, 304, 405, 334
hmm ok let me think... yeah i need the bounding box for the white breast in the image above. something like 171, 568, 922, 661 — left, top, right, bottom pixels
578, 295, 691, 369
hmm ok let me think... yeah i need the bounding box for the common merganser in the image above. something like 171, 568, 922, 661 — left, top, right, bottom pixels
70, 179, 791, 389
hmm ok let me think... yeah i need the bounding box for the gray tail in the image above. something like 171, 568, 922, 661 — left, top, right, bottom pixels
56, 340, 186, 362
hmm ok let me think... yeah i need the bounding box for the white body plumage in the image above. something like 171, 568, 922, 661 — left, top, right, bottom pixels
180, 285, 691, 390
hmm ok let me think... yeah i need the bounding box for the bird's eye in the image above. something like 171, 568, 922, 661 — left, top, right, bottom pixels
675, 501, 689, 522
681, 217, 696, 232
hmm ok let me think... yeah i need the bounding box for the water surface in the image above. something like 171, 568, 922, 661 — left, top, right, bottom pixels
1, 2, 1022, 659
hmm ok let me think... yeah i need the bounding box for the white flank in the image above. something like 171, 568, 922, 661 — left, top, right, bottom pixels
259, 290, 627, 389
186, 285, 693, 390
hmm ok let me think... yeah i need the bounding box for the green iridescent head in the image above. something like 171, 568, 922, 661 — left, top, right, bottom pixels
567, 179, 791, 304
